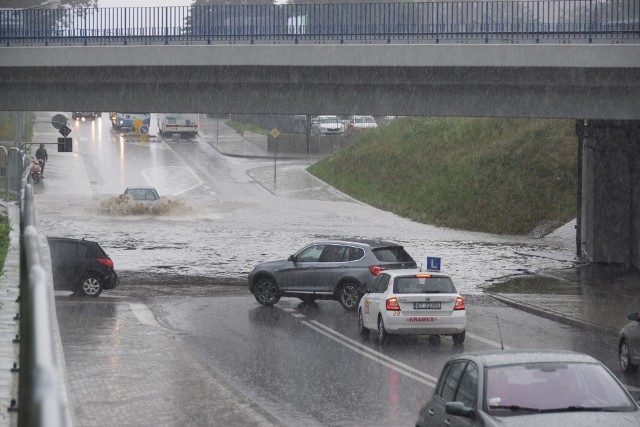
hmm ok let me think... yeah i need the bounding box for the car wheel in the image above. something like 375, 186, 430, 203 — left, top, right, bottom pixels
619, 340, 638, 374
253, 278, 281, 306
452, 331, 466, 346
377, 316, 388, 344
338, 282, 360, 310
299, 295, 316, 304
358, 310, 369, 337
77, 274, 103, 297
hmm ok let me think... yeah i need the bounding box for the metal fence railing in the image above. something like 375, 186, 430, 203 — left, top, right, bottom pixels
14, 152, 70, 427
1, 0, 638, 46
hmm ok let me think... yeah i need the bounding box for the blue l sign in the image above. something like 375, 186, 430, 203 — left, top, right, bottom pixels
426, 257, 441, 271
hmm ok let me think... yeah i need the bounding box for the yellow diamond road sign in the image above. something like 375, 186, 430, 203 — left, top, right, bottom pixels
271, 129, 280, 138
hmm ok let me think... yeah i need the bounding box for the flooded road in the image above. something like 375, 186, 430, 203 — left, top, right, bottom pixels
32, 112, 576, 295
33, 112, 638, 427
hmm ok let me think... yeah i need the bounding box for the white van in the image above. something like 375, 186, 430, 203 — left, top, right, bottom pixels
157, 114, 199, 138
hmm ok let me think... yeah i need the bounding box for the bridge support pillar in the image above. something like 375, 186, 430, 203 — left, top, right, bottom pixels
577, 120, 640, 271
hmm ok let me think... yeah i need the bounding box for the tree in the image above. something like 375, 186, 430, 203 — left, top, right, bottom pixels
0, 0, 96, 8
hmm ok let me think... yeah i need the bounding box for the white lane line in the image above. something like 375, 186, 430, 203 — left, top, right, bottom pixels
466, 332, 512, 350
129, 303, 161, 327
291, 313, 306, 318
302, 319, 437, 387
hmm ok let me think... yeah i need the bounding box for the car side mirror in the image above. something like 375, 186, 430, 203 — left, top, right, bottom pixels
628, 312, 640, 322
288, 255, 296, 263
445, 402, 475, 419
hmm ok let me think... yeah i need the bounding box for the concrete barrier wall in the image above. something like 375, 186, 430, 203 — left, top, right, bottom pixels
267, 134, 356, 156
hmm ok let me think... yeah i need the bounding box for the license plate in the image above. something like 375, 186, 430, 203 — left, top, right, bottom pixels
414, 302, 441, 309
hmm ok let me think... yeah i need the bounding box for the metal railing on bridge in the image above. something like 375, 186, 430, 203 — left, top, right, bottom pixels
0, 0, 638, 46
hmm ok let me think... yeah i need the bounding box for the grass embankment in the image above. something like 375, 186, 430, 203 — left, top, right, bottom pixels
226, 120, 271, 136
0, 112, 31, 274
0, 215, 10, 276
308, 117, 577, 235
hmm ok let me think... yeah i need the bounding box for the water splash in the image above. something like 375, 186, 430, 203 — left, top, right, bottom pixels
98, 195, 195, 216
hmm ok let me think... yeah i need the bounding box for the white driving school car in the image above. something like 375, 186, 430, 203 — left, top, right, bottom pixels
357, 269, 466, 344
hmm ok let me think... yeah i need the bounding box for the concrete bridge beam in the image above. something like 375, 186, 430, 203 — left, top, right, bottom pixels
578, 120, 640, 270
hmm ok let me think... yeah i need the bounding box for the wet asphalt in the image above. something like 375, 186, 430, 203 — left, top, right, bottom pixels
3, 112, 637, 427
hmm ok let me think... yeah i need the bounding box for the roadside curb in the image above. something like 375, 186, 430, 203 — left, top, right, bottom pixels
485, 291, 617, 335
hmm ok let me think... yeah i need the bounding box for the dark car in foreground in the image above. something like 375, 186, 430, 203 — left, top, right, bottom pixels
416, 349, 640, 427
47, 237, 119, 297
619, 312, 640, 374
248, 239, 417, 310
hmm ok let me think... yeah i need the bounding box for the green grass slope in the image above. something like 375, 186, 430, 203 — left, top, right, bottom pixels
308, 117, 578, 235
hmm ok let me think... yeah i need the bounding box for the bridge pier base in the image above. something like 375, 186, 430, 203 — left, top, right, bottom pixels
577, 120, 640, 271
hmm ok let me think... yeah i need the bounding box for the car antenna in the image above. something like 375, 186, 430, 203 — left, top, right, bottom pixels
496, 315, 504, 350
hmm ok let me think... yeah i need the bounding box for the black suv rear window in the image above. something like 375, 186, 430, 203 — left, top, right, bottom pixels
372, 246, 414, 263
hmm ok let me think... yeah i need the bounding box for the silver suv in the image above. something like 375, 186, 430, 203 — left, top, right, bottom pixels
248, 239, 417, 310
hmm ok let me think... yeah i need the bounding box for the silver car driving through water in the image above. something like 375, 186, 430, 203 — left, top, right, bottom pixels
248, 239, 417, 310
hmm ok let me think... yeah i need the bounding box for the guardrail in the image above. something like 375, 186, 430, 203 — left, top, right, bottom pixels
15, 155, 70, 427
0, 0, 638, 46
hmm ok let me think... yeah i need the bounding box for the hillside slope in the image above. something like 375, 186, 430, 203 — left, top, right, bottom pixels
308, 117, 578, 235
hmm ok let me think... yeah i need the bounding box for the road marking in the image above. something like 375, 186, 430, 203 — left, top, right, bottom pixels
466, 332, 512, 350
141, 166, 203, 196
301, 319, 437, 387
291, 313, 305, 318
129, 303, 161, 327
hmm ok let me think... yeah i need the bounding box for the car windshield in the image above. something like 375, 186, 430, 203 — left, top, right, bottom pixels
318, 117, 340, 124
485, 362, 636, 415
354, 116, 375, 123
126, 189, 158, 201
394, 277, 455, 294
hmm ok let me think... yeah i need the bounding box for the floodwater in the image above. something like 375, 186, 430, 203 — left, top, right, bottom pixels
37, 176, 577, 295
97, 194, 196, 216
32, 112, 577, 295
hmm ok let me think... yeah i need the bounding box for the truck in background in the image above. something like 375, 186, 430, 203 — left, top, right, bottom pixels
110, 113, 151, 130
157, 114, 199, 139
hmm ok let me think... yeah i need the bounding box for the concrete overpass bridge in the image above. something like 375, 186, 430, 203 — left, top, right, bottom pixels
0, 1, 639, 270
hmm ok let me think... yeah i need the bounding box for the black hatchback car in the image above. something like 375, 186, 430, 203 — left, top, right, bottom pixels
47, 237, 119, 297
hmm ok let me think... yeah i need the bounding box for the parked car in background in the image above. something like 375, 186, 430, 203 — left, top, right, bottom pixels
358, 269, 466, 344
619, 311, 640, 374
312, 115, 346, 135
416, 350, 640, 427
124, 186, 161, 204
72, 112, 99, 121
110, 112, 151, 130
348, 115, 378, 131
248, 239, 417, 310
47, 237, 119, 297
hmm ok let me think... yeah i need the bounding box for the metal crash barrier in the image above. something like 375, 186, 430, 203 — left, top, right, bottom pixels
0, 0, 638, 46
15, 154, 70, 427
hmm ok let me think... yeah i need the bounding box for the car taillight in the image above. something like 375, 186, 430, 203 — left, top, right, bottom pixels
386, 297, 400, 311
97, 258, 113, 269
369, 265, 384, 276
454, 297, 465, 310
